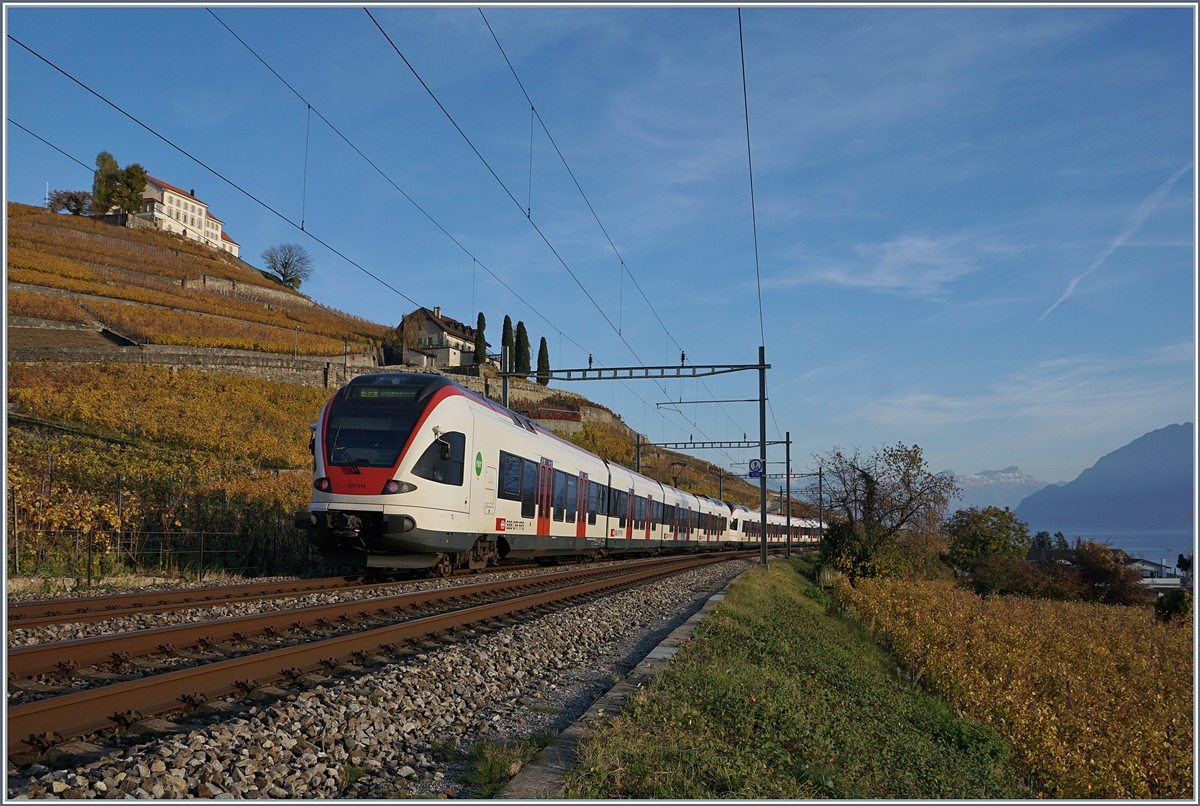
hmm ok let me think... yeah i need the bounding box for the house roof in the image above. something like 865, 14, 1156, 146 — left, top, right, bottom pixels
220, 230, 239, 245
205, 210, 224, 225
1026, 548, 1076, 563
412, 307, 479, 343
146, 175, 203, 204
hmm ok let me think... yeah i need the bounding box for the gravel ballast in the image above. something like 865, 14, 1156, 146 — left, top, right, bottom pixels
6, 559, 751, 799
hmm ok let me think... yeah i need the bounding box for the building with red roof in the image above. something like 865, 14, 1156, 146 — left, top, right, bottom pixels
136, 175, 240, 258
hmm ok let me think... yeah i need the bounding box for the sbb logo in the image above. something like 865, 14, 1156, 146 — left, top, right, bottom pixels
495, 518, 506, 532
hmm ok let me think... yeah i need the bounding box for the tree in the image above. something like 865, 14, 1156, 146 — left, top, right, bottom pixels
814, 443, 959, 578
1053, 531, 1069, 549
946, 506, 1033, 570
261, 244, 314, 289
90, 151, 146, 215
514, 321, 531, 379
1073, 540, 1149, 606
91, 151, 119, 214
47, 189, 94, 215
536, 337, 551, 386
1177, 553, 1192, 576
501, 315, 515, 369
473, 312, 488, 367
1032, 530, 1052, 550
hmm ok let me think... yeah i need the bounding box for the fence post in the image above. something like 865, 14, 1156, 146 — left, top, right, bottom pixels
199, 531, 205, 584
87, 531, 93, 589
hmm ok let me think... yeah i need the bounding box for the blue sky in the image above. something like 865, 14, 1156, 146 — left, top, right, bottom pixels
5, 5, 1195, 490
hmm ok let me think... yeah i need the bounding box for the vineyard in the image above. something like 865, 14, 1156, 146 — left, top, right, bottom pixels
832, 576, 1193, 798
7, 363, 328, 578
7, 202, 392, 350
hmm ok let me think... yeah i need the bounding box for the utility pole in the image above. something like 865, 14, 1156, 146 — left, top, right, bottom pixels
758, 345, 767, 566
501, 345, 510, 408
818, 466, 824, 544
718, 468, 723, 500
635, 433, 642, 473
785, 431, 791, 559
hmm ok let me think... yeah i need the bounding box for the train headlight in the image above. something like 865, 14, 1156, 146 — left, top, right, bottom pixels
314, 477, 331, 492
381, 479, 416, 495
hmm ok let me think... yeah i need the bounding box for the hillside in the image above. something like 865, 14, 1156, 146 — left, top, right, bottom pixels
1014, 423, 1194, 532
6, 206, 813, 579
7, 202, 388, 354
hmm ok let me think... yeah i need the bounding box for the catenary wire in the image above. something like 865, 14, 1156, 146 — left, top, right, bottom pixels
363, 9, 739, 459
7, 34, 424, 312
12, 28, 734, 464
8, 117, 404, 339
737, 8, 766, 348
204, 11, 729, 454
477, 8, 753, 451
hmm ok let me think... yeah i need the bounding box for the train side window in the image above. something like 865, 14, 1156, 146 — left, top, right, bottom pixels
520, 459, 537, 519
633, 496, 644, 531
411, 431, 465, 485
731, 518, 738, 531
565, 476, 578, 524
595, 483, 608, 518
499, 451, 523, 500
650, 500, 659, 531
587, 482, 598, 525
616, 490, 627, 529
553, 470, 567, 521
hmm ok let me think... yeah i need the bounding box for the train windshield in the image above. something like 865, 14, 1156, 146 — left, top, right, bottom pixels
324, 380, 429, 468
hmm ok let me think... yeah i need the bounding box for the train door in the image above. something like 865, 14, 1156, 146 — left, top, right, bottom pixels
577, 474, 588, 539
537, 459, 553, 536
645, 495, 653, 542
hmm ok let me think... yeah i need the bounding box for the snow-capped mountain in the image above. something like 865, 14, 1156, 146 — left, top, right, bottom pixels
947, 466, 1055, 512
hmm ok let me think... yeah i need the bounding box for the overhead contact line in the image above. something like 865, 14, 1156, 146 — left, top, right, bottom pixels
205, 12, 721, 450
7, 34, 422, 312
476, 9, 754, 452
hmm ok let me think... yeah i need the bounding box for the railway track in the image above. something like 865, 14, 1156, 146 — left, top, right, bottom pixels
7, 553, 747, 757
8, 568, 505, 629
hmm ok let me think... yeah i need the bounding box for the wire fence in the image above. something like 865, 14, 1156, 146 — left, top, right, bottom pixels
7, 525, 317, 584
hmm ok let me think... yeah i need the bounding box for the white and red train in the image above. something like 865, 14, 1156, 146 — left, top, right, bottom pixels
300, 372, 822, 575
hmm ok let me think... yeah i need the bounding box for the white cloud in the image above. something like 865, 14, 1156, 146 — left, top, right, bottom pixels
766, 233, 985, 297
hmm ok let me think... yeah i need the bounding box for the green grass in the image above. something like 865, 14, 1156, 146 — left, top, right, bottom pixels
460, 733, 556, 798
562, 558, 1022, 799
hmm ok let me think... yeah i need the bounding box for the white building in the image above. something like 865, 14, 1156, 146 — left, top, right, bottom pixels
404, 306, 488, 368
136, 175, 240, 258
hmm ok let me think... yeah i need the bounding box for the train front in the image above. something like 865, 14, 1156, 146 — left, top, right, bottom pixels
298, 372, 483, 574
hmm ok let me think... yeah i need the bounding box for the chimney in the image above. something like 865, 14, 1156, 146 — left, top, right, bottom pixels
433, 306, 441, 318
189, 189, 195, 196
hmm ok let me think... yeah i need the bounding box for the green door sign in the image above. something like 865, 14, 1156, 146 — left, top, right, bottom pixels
475, 451, 483, 477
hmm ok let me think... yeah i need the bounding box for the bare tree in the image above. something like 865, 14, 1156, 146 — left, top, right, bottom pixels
261, 244, 314, 289
813, 443, 959, 578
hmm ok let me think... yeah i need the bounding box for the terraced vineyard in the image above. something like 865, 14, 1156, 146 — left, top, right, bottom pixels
7, 203, 390, 353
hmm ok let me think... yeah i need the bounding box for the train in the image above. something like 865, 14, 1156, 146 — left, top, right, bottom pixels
298, 372, 823, 575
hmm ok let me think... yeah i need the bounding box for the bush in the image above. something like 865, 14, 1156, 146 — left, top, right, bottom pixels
1155, 589, 1192, 623
966, 554, 1082, 601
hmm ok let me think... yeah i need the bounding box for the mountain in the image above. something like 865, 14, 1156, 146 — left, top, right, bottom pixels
1014, 423, 1194, 533
949, 466, 1054, 511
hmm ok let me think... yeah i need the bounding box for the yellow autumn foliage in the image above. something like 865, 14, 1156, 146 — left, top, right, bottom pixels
833, 575, 1192, 798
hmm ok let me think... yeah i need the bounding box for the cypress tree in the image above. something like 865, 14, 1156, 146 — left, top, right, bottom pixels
536, 337, 551, 386
501, 315, 514, 369
473, 312, 487, 367
515, 321, 531, 379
